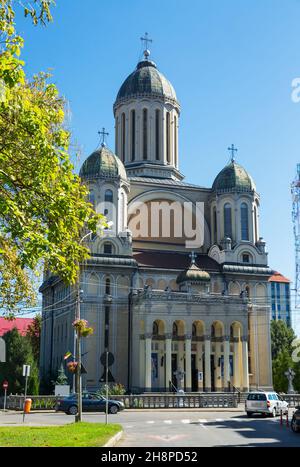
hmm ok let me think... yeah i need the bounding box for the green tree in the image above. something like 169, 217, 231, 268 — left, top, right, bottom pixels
270, 320, 300, 392
270, 320, 296, 360
0, 327, 39, 394
0, 1, 105, 315
26, 314, 41, 363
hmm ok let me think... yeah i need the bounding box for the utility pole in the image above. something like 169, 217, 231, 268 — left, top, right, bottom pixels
75, 282, 82, 422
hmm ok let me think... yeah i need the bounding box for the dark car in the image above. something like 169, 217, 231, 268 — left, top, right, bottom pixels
291, 406, 300, 433
55, 392, 125, 415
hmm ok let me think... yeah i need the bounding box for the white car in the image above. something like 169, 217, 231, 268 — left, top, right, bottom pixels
245, 391, 288, 417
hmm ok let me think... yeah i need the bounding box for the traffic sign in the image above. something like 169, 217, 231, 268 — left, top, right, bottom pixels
100, 352, 114, 367
23, 365, 30, 377
0, 337, 6, 362
2, 380, 8, 389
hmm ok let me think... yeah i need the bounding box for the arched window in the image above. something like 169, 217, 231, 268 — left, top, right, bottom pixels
105, 189, 113, 203
155, 109, 160, 160
166, 112, 170, 163
89, 191, 95, 209
211, 324, 216, 338
192, 323, 197, 337
254, 205, 258, 243
172, 322, 178, 336
230, 325, 234, 340
120, 192, 125, 231
152, 322, 159, 336
174, 115, 177, 166
241, 203, 249, 241
224, 203, 232, 238
143, 108, 148, 160
213, 206, 217, 243
131, 110, 135, 161
103, 243, 113, 255
105, 278, 111, 295
121, 112, 126, 162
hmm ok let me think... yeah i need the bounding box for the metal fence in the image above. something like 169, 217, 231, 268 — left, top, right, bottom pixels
5, 393, 238, 410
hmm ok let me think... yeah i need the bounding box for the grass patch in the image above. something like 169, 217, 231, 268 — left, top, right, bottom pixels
0, 422, 122, 447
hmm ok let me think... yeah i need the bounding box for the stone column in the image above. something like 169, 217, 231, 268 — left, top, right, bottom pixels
204, 335, 211, 392
223, 335, 230, 391
144, 333, 152, 392
139, 337, 145, 389
185, 334, 192, 392
215, 339, 222, 391
233, 337, 240, 389
165, 333, 172, 392
241, 336, 249, 392
196, 341, 203, 391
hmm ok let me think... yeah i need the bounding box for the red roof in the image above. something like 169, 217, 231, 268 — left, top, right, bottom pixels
268, 271, 291, 284
0, 318, 34, 337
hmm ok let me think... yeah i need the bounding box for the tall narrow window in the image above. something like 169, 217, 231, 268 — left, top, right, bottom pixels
105, 189, 113, 203
213, 207, 217, 243
115, 117, 118, 155
166, 112, 170, 163
105, 278, 111, 295
131, 110, 135, 161
241, 203, 249, 241
174, 115, 177, 166
224, 203, 232, 238
254, 205, 258, 243
121, 113, 125, 162
155, 109, 160, 160
143, 108, 148, 160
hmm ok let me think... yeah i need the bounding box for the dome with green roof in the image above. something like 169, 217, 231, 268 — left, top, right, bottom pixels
114, 59, 179, 109
176, 263, 210, 285
212, 161, 256, 193
79, 145, 127, 181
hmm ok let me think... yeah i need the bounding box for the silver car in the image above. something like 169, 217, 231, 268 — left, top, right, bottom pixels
245, 391, 288, 417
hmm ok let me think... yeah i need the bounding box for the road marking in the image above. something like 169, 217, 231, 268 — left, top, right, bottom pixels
198, 419, 207, 423
146, 421, 155, 424
215, 418, 224, 422
199, 423, 209, 430
148, 435, 187, 442
181, 419, 190, 424
164, 420, 172, 424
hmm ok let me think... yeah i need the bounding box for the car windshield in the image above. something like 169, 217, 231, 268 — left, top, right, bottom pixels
247, 393, 267, 401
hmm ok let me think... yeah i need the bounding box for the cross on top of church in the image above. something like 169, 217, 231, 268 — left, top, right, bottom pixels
228, 144, 238, 162
189, 251, 197, 265
140, 32, 153, 60
98, 127, 109, 147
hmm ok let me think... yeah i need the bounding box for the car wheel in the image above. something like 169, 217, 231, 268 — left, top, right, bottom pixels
109, 405, 118, 414
246, 412, 253, 417
68, 405, 78, 416
291, 418, 299, 433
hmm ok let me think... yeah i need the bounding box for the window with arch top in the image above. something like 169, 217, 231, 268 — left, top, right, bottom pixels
241, 203, 249, 241
224, 203, 232, 238
152, 322, 159, 336
143, 108, 148, 160
105, 278, 111, 295
172, 322, 178, 337
103, 242, 114, 255
105, 189, 113, 203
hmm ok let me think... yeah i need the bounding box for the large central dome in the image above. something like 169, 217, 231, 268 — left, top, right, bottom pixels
114, 59, 179, 108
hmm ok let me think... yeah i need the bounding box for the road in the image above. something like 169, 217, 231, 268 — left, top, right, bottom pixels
0, 409, 299, 447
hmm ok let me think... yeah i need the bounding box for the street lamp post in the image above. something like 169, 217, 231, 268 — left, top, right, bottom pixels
75, 230, 93, 423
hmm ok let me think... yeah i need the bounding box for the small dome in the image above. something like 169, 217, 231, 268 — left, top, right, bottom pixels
212, 161, 256, 193
176, 263, 210, 284
114, 60, 179, 108
80, 146, 127, 181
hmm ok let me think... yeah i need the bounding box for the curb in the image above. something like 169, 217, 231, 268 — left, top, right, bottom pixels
103, 430, 123, 448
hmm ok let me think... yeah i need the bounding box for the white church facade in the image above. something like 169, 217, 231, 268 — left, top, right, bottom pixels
40, 43, 273, 393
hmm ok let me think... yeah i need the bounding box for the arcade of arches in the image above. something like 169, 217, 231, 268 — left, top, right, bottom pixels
139, 319, 249, 392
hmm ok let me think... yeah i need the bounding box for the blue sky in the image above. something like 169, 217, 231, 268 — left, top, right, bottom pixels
15, 0, 300, 319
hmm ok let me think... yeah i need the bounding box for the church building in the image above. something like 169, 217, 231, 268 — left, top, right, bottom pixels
40, 39, 273, 393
